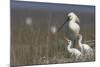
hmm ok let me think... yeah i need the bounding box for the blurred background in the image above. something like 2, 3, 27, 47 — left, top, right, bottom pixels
11, 0, 95, 66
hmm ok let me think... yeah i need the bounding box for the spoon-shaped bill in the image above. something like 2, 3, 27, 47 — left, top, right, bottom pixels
57, 17, 69, 32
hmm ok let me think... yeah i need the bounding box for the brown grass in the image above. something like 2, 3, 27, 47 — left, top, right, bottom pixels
10, 9, 95, 66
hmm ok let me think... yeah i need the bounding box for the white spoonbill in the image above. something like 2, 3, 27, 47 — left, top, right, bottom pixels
65, 12, 80, 49
77, 34, 94, 56
57, 12, 80, 48
57, 12, 80, 49
65, 38, 82, 59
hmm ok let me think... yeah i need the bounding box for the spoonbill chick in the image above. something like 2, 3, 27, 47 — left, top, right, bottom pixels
65, 12, 80, 48
78, 34, 94, 56
65, 38, 82, 59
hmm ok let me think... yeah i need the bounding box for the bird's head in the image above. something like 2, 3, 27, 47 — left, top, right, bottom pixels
67, 12, 80, 23
64, 37, 72, 45
67, 40, 71, 44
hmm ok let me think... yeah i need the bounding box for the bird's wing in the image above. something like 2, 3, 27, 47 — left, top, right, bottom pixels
83, 44, 90, 50
69, 22, 80, 34
74, 24, 80, 34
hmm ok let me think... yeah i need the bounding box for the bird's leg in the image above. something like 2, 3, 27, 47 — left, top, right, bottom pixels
73, 39, 76, 48
73, 39, 81, 51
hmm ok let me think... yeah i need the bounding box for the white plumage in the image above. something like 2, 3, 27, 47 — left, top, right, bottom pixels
65, 38, 82, 59
78, 34, 94, 56
65, 12, 80, 48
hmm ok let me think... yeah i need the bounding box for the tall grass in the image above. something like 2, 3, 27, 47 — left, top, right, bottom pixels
11, 10, 95, 66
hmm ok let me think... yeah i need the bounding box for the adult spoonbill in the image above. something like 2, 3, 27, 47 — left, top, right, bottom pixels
57, 12, 80, 48
77, 34, 94, 56
65, 38, 82, 59
64, 12, 80, 49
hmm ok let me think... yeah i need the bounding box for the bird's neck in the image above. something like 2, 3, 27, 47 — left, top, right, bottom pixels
67, 42, 72, 51
78, 38, 82, 47
70, 19, 76, 22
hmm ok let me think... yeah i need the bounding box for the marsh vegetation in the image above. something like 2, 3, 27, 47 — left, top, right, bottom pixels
11, 1, 95, 66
